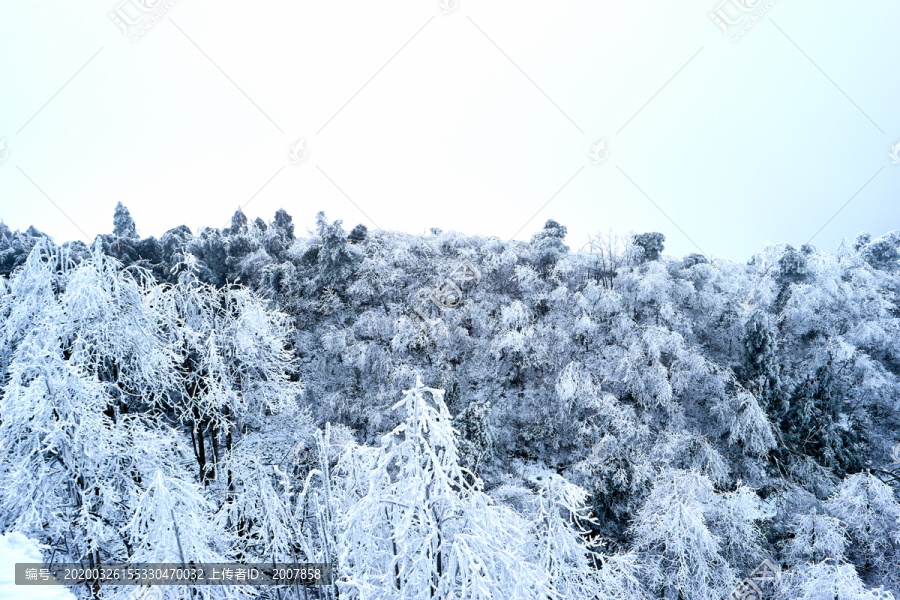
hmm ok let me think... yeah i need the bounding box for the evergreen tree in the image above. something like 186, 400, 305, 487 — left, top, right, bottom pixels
743, 309, 784, 413
777, 245, 811, 285
348, 223, 368, 244
632, 232, 666, 263
854, 232, 872, 252
779, 364, 868, 477
860, 232, 900, 271
113, 201, 138, 239
530, 219, 569, 276
273, 208, 295, 241
315, 211, 359, 292
452, 400, 494, 471
0, 224, 50, 277
228, 208, 248, 236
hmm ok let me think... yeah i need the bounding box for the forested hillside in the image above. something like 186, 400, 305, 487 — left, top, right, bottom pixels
1, 205, 899, 600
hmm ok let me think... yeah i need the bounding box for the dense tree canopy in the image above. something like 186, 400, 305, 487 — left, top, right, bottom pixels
1, 205, 899, 599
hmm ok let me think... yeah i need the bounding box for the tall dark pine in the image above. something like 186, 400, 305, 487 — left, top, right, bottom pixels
230, 209, 248, 235
273, 208, 295, 241
315, 211, 357, 291
743, 310, 783, 414
530, 219, 569, 276
113, 202, 138, 239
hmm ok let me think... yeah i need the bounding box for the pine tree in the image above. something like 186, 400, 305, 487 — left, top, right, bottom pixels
273, 208, 295, 241
452, 400, 494, 471
348, 223, 368, 244
315, 211, 359, 291
743, 309, 783, 413
228, 208, 248, 236
530, 219, 569, 276
780, 365, 868, 477
632, 232, 665, 263
113, 201, 138, 239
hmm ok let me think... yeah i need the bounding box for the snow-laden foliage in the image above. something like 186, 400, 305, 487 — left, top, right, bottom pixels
775, 560, 896, 600
335, 376, 552, 600
526, 471, 645, 600
784, 509, 850, 565
825, 472, 900, 590
630, 469, 737, 600
1, 209, 899, 599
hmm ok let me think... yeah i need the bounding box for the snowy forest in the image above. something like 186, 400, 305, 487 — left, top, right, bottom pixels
1, 204, 899, 600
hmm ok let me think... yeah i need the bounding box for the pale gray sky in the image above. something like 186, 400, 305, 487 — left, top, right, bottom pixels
1, 0, 898, 260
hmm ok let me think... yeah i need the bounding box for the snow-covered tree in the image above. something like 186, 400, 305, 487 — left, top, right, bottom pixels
711, 387, 777, 457
526, 471, 643, 599
119, 469, 241, 600
113, 201, 138, 239
315, 211, 360, 291
783, 509, 849, 565
0, 325, 126, 560
2, 209, 899, 600
530, 219, 569, 276
632, 232, 665, 263
154, 261, 303, 486
709, 483, 773, 573
0, 243, 185, 570
336, 376, 551, 600
825, 472, 900, 588
452, 400, 494, 471
742, 309, 784, 413
775, 561, 895, 600
630, 469, 736, 600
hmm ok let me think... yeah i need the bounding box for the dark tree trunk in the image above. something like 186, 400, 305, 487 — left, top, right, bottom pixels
192, 405, 208, 485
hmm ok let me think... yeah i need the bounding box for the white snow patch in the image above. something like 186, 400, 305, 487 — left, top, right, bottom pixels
0, 532, 77, 600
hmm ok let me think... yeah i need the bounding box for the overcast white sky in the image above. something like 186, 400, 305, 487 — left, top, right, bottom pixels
1, 0, 898, 260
